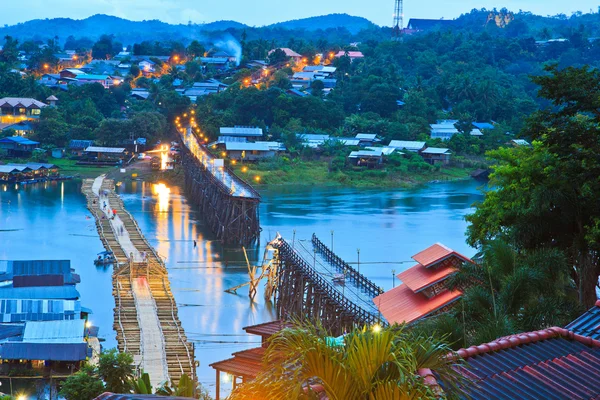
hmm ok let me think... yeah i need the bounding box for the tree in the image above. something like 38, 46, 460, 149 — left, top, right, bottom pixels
33, 107, 69, 147
466, 65, 600, 308
0, 36, 19, 66
310, 79, 324, 97
59, 366, 104, 400
229, 321, 464, 400
155, 374, 212, 399
97, 349, 135, 394
268, 49, 288, 66
187, 40, 205, 59
92, 35, 121, 59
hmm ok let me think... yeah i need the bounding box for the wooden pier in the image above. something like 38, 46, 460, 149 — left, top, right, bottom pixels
82, 177, 195, 386
273, 234, 384, 335
179, 127, 261, 246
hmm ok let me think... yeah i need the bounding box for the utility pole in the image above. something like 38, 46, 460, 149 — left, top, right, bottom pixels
393, 0, 404, 40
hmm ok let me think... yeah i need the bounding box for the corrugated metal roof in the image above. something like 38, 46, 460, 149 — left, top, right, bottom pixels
421, 148, 451, 155
473, 122, 495, 130
452, 328, 600, 400
0, 286, 79, 300
565, 301, 600, 340
220, 127, 263, 137
373, 284, 461, 324
0, 324, 24, 341
388, 140, 426, 151
355, 133, 377, 140
0, 136, 39, 145
69, 139, 94, 149
22, 319, 84, 343
0, 166, 20, 173
348, 149, 383, 158
9, 260, 70, 276
397, 263, 457, 293
84, 146, 126, 153
0, 97, 48, 109
225, 142, 271, 151
0, 342, 88, 361
366, 146, 397, 156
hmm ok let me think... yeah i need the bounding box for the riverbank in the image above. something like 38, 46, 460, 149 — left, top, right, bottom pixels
45, 158, 113, 178
231, 159, 475, 188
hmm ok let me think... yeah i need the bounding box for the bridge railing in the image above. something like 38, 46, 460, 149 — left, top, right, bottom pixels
180, 129, 260, 200
276, 238, 381, 326
311, 234, 383, 298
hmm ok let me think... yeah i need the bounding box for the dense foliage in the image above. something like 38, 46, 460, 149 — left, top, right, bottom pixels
230, 321, 464, 400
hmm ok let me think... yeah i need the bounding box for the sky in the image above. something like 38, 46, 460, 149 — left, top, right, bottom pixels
0, 0, 598, 27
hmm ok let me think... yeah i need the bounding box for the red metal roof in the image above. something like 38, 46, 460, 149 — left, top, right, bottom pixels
397, 263, 457, 293
373, 284, 461, 324
243, 320, 292, 338
232, 346, 266, 362
412, 243, 468, 267
450, 327, 600, 399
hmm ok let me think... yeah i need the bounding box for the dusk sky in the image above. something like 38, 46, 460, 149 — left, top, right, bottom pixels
0, 0, 598, 27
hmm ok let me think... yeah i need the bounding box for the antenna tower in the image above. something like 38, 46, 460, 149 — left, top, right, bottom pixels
392, 0, 403, 40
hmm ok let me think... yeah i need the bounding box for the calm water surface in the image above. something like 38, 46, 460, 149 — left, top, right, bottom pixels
0, 178, 484, 393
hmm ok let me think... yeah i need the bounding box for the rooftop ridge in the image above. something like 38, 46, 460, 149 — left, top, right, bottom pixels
452, 327, 600, 361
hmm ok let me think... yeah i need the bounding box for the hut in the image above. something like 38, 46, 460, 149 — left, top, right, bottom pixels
0, 136, 40, 157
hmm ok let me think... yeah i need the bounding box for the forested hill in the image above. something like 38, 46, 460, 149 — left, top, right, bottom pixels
0, 13, 374, 44
269, 14, 375, 34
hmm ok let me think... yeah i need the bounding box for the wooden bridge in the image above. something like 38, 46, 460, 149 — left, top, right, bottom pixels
82, 177, 195, 387
273, 234, 385, 335
179, 126, 260, 246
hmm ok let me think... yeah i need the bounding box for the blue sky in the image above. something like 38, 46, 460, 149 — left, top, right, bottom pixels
0, 0, 598, 27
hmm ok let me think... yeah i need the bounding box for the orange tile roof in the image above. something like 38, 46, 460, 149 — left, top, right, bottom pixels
412, 243, 471, 268
397, 263, 457, 293
373, 284, 461, 324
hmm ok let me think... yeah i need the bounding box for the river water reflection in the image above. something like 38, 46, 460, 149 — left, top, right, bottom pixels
0, 178, 484, 393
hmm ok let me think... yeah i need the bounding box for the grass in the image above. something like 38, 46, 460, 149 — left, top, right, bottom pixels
231, 159, 474, 188
49, 158, 115, 178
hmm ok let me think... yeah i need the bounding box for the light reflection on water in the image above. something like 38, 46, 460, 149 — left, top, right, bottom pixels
0, 178, 484, 395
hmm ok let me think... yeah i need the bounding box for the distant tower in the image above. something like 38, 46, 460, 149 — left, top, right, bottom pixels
392, 0, 403, 40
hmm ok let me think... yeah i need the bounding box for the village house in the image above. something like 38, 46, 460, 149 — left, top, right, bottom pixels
373, 243, 473, 325
224, 142, 277, 161
74, 74, 118, 88
296, 134, 360, 148
1, 120, 36, 137
200, 57, 231, 71
0, 136, 40, 157
355, 133, 381, 147
0, 97, 48, 125
420, 147, 452, 165
510, 139, 531, 147
59, 68, 85, 79
220, 126, 264, 142
268, 48, 302, 64
0, 260, 97, 378
430, 120, 459, 140
334, 50, 364, 61
69, 139, 95, 156
81, 146, 127, 165
0, 163, 60, 182
388, 140, 426, 152
348, 148, 384, 168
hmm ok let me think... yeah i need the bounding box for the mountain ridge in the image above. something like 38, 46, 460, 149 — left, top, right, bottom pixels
0, 13, 375, 43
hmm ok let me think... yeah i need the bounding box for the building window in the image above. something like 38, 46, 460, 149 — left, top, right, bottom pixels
31, 109, 41, 115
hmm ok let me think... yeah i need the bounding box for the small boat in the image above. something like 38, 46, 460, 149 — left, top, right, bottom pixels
332, 273, 346, 284
95, 251, 116, 265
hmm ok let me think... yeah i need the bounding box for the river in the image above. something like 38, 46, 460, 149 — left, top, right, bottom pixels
0, 178, 484, 395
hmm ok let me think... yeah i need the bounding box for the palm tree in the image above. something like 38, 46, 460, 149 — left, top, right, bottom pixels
229, 321, 465, 400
